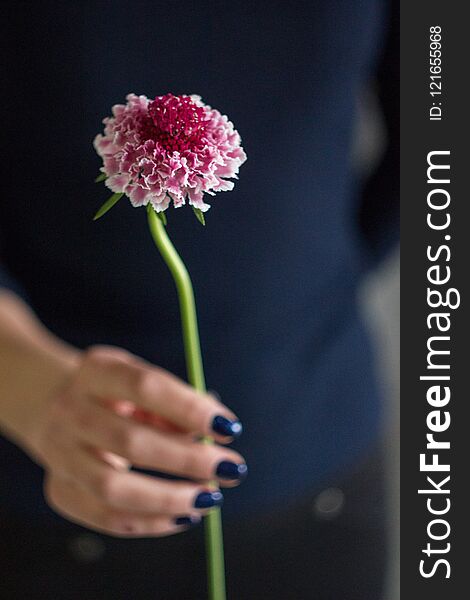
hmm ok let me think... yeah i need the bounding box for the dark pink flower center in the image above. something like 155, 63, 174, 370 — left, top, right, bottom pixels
147, 94, 208, 153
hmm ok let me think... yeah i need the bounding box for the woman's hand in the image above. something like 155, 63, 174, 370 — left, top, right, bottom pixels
0, 292, 246, 538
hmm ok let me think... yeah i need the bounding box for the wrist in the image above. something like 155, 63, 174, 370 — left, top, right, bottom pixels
0, 334, 80, 451
0, 292, 81, 449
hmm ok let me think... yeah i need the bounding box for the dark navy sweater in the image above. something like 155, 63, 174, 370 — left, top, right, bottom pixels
0, 0, 397, 521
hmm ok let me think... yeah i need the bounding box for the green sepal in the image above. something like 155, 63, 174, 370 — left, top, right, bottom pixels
192, 207, 206, 226
93, 192, 124, 220
94, 172, 107, 183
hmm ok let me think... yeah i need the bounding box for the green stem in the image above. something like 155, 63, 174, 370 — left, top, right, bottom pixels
147, 206, 226, 600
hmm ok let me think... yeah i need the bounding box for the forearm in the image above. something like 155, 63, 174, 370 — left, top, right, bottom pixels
0, 290, 79, 446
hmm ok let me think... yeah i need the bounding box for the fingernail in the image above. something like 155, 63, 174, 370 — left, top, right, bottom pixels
194, 490, 224, 509
212, 416, 243, 438
216, 461, 248, 481
174, 516, 201, 527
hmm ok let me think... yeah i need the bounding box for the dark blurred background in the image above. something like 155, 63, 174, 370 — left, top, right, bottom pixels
355, 89, 399, 598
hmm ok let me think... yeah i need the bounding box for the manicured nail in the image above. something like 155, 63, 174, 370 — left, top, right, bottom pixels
212, 415, 243, 438
194, 490, 224, 509
216, 461, 248, 481
174, 516, 201, 527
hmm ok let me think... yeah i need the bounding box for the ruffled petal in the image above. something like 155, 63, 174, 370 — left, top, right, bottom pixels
94, 93, 246, 213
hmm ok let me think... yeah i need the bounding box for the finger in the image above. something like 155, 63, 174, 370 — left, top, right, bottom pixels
78, 346, 242, 439
58, 444, 223, 515
103, 399, 184, 434
132, 407, 185, 434
73, 398, 246, 483
44, 475, 198, 538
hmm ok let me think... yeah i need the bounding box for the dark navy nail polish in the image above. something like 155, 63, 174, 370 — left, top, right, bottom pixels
212, 416, 243, 438
216, 461, 248, 481
194, 490, 224, 509
174, 516, 201, 527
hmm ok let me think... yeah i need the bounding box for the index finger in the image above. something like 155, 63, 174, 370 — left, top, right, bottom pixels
78, 346, 243, 439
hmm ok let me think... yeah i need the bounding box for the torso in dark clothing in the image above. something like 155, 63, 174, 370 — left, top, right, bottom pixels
0, 0, 389, 520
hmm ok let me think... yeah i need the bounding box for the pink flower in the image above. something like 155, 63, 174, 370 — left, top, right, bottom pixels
94, 93, 247, 213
